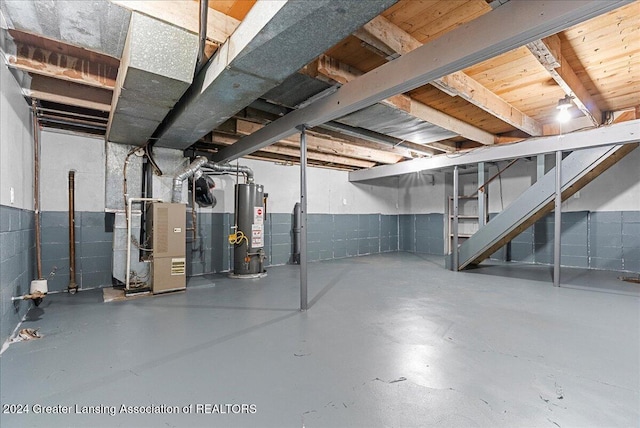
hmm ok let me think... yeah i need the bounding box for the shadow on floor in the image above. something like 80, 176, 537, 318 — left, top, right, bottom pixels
463, 261, 640, 296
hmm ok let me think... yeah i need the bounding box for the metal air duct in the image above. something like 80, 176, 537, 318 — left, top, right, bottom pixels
154, 0, 398, 149
107, 12, 199, 144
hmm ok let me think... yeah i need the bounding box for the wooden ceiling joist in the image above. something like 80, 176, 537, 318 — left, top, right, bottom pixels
527, 35, 603, 126
236, 119, 403, 164
315, 55, 495, 146
7, 43, 117, 90
355, 16, 543, 136
211, 132, 376, 169
25, 75, 113, 112
308, 125, 436, 158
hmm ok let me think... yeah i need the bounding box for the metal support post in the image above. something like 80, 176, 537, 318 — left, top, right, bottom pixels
299, 126, 308, 310
452, 165, 459, 271
536, 154, 545, 182
478, 162, 486, 227
553, 151, 562, 287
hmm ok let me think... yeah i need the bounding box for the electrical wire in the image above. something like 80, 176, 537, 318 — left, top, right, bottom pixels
228, 230, 249, 246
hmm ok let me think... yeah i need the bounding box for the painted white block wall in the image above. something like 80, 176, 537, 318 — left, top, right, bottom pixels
35, 131, 639, 216
39, 131, 105, 212
388, 144, 639, 216
397, 172, 445, 214
222, 158, 400, 214
562, 147, 640, 212
482, 149, 640, 213
485, 160, 537, 214
0, 63, 33, 209
37, 140, 403, 216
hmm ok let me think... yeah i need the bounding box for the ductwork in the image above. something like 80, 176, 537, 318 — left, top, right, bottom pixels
171, 156, 208, 203
203, 162, 254, 183
0, 0, 130, 58
154, 0, 398, 149
107, 12, 199, 145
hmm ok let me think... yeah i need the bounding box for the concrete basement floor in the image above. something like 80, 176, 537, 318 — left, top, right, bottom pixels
1, 253, 638, 428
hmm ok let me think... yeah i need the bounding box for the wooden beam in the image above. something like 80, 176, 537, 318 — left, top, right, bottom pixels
359, 15, 422, 55
432, 72, 543, 136
7, 43, 117, 90
110, 0, 240, 44
527, 35, 602, 126
211, 132, 376, 169
316, 55, 495, 146
212, 0, 626, 164
308, 126, 433, 158
235, 119, 403, 164
25, 75, 112, 111
196, 141, 358, 171
356, 16, 543, 136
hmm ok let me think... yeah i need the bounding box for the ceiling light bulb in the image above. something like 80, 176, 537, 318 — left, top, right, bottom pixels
556, 95, 573, 123
557, 106, 571, 123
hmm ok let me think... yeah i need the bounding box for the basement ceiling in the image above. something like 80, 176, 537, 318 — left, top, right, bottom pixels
1, 0, 638, 171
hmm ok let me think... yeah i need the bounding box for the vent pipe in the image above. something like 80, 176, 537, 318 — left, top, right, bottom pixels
171, 156, 208, 203
68, 170, 78, 293
195, 0, 209, 75
203, 162, 254, 183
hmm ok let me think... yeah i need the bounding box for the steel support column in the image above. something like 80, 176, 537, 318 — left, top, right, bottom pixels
452, 165, 459, 271
350, 120, 639, 182
537, 154, 545, 181
553, 151, 562, 287
478, 162, 486, 227
299, 126, 308, 310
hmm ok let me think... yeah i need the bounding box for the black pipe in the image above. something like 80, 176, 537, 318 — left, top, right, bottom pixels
196, 0, 209, 75
68, 171, 78, 293
292, 202, 301, 264
139, 155, 150, 261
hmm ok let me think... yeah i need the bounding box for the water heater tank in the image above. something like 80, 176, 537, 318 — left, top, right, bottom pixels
232, 183, 266, 277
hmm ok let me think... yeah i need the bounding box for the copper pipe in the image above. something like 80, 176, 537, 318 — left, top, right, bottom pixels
32, 99, 43, 279
68, 170, 78, 292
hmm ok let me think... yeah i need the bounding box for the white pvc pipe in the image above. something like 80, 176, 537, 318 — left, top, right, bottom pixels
126, 198, 162, 291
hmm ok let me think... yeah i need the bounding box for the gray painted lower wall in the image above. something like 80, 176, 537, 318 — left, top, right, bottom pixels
27, 208, 640, 298
511, 210, 639, 272
1, 205, 35, 344
398, 210, 639, 273
489, 210, 640, 273
399, 214, 445, 255
39, 210, 399, 284
186, 212, 400, 275
40, 211, 113, 292
186, 212, 233, 276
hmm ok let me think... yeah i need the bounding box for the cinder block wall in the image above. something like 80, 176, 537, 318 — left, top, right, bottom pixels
185, 211, 400, 275
0, 207, 35, 341
500, 211, 640, 272
399, 214, 445, 255
38, 132, 111, 292
484, 151, 640, 272
1, 61, 35, 344
39, 212, 113, 291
